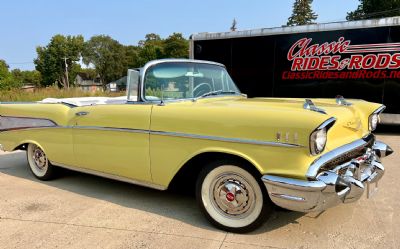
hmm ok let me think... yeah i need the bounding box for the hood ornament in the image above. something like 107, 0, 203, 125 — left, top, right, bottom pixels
336, 95, 352, 106
303, 99, 327, 114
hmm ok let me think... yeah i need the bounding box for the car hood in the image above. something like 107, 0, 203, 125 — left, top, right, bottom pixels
195, 96, 378, 149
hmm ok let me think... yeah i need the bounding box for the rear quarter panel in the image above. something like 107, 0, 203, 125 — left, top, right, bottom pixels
0, 103, 76, 165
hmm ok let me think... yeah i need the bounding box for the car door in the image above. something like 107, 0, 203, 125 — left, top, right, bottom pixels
71, 103, 153, 182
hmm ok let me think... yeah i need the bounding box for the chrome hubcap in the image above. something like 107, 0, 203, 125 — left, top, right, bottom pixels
212, 175, 254, 217
32, 147, 47, 169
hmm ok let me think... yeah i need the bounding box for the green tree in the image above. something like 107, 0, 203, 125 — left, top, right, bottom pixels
137, 33, 165, 66
287, 0, 318, 26
125, 45, 141, 69
163, 33, 189, 58
0, 60, 9, 81
34, 34, 84, 88
0, 60, 24, 90
11, 69, 42, 86
347, 0, 400, 20
136, 33, 189, 66
82, 35, 127, 87
0, 60, 11, 90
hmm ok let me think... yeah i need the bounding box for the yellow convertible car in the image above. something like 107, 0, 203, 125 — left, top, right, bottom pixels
0, 59, 393, 232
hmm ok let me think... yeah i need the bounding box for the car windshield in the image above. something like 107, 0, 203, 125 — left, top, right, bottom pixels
143, 62, 240, 101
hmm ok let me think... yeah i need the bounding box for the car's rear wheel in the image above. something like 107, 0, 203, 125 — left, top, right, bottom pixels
196, 160, 272, 233
27, 143, 55, 180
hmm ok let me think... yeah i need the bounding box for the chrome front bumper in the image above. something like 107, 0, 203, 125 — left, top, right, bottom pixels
262, 137, 393, 213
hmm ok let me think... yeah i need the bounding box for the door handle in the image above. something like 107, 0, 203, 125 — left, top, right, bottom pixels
75, 111, 89, 116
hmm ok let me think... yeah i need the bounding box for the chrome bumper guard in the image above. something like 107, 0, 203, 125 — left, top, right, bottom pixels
262, 138, 393, 212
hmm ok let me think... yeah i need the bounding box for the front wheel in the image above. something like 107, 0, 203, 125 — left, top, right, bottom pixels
196, 160, 272, 233
27, 143, 56, 180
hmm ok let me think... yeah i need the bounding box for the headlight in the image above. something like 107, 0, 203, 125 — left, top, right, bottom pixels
369, 105, 385, 131
309, 117, 336, 156
310, 128, 327, 155
369, 113, 379, 131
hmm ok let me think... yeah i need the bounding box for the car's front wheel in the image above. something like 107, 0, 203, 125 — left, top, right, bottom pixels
196, 160, 272, 233
27, 143, 56, 180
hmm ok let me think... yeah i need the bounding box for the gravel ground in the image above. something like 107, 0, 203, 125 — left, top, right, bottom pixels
0, 134, 399, 249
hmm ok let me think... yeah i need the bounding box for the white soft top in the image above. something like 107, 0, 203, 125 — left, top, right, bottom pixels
39, 96, 137, 107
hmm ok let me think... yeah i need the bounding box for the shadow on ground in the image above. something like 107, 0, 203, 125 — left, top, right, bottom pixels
0, 151, 304, 234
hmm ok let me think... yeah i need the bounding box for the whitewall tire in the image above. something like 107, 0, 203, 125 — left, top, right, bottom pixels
27, 143, 56, 180
196, 160, 272, 233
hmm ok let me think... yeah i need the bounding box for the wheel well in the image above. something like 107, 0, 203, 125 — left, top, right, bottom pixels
168, 152, 261, 195
14, 143, 28, 151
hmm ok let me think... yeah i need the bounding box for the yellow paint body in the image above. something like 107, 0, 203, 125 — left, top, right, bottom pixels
0, 96, 381, 189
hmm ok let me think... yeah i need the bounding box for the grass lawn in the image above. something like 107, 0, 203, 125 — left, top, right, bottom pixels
0, 87, 123, 102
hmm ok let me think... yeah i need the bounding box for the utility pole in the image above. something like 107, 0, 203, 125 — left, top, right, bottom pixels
63, 57, 69, 88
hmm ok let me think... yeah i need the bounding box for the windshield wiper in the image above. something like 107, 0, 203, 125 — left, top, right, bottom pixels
193, 90, 239, 101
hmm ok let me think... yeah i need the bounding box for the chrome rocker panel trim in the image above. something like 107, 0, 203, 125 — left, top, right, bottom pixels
262, 139, 392, 213
51, 161, 167, 191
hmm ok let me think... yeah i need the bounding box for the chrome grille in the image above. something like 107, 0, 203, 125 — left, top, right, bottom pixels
319, 147, 365, 173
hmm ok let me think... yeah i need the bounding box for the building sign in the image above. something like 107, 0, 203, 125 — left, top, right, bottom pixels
282, 37, 400, 80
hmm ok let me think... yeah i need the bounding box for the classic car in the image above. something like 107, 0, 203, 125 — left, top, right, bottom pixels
0, 59, 394, 233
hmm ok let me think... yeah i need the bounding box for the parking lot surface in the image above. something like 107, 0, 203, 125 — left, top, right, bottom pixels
0, 135, 399, 249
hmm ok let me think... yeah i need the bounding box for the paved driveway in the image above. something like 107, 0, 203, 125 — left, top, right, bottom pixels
0, 135, 399, 249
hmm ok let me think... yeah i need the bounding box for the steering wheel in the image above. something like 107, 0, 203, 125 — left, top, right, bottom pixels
193, 82, 212, 97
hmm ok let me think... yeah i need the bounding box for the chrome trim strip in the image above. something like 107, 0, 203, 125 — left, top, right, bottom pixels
0, 122, 303, 148
72, 126, 150, 134
73, 127, 303, 147
373, 105, 386, 115
317, 117, 337, 130
0, 126, 66, 132
306, 134, 374, 179
151, 130, 303, 148
51, 161, 167, 191
270, 193, 306, 202
262, 175, 326, 191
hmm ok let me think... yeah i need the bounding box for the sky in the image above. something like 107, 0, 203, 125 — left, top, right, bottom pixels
0, 0, 360, 70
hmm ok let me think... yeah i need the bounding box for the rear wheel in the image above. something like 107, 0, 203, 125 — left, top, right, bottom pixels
27, 143, 56, 180
196, 160, 272, 233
